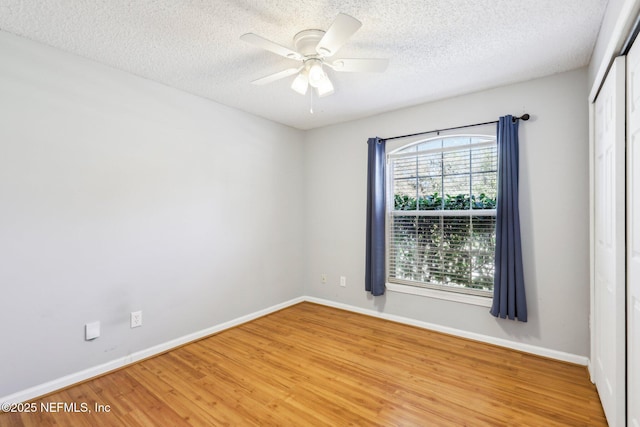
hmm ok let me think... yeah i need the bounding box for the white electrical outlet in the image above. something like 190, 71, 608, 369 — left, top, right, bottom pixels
130, 311, 142, 328
340, 276, 346, 287
321, 274, 327, 284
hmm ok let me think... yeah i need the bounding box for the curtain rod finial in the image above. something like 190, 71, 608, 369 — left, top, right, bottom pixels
512, 113, 530, 123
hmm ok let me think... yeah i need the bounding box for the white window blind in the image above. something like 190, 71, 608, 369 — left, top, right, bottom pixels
387, 136, 497, 296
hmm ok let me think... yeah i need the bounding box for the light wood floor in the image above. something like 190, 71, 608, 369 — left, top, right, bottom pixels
2, 302, 606, 426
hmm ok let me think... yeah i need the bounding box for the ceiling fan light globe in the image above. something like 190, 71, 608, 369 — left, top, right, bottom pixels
316, 76, 334, 97
308, 62, 326, 88
291, 72, 309, 95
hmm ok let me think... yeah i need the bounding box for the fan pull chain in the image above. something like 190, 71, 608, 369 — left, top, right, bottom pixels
309, 88, 314, 114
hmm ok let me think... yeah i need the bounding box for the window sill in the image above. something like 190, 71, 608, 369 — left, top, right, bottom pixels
385, 282, 492, 307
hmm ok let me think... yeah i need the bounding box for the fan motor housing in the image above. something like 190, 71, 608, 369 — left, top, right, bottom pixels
293, 29, 325, 56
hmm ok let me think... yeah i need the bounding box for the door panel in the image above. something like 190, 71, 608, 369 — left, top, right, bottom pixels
593, 56, 626, 427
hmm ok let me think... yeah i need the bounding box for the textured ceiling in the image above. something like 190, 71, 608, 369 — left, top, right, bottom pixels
0, 0, 608, 130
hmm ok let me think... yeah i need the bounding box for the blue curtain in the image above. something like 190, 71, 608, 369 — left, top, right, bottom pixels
365, 137, 386, 296
490, 116, 527, 322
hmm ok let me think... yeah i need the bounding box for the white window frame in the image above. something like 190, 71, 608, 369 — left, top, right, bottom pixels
385, 134, 496, 306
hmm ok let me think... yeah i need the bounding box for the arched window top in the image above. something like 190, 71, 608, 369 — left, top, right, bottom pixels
389, 134, 495, 157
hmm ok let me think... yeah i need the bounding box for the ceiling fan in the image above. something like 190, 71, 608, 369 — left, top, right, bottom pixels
240, 13, 388, 98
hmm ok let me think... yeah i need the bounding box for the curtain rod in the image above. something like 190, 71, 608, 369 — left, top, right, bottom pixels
381, 114, 530, 142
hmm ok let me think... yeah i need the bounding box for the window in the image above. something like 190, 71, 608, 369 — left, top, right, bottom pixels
387, 135, 497, 298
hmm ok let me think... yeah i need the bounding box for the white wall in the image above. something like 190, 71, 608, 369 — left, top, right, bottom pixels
0, 31, 305, 397
304, 69, 591, 357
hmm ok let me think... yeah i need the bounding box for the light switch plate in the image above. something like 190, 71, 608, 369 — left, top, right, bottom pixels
85, 321, 100, 341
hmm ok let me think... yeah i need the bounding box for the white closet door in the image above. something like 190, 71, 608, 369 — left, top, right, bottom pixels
627, 38, 640, 427
594, 55, 626, 427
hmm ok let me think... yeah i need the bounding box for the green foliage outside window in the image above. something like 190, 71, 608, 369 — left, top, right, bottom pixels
390, 192, 496, 291
394, 192, 496, 210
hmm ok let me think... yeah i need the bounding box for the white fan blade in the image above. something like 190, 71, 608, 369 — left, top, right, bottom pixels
241, 33, 303, 61
316, 13, 362, 57
329, 58, 389, 72
251, 68, 301, 85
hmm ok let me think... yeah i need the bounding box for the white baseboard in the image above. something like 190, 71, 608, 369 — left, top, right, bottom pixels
304, 297, 590, 366
587, 360, 595, 383
2, 294, 590, 404
0, 297, 305, 405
